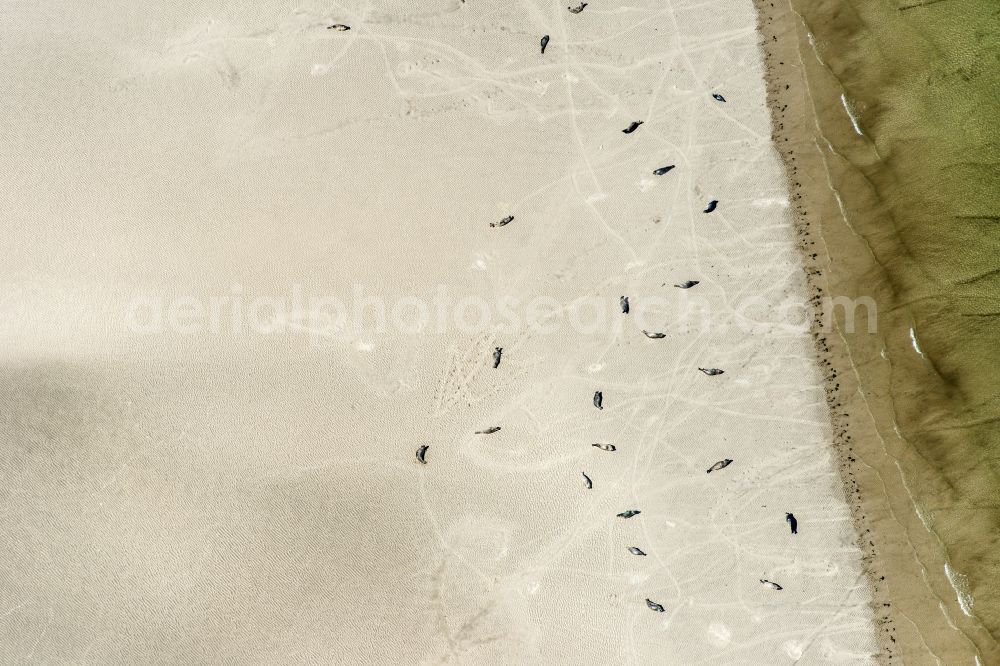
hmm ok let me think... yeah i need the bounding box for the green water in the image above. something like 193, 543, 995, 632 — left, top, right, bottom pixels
793, 0, 1000, 640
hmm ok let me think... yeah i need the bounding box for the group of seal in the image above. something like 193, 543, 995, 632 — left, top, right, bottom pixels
409, 43, 753, 615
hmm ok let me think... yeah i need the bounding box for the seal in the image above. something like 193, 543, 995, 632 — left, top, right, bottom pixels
645, 599, 666, 613
627, 547, 647, 556
760, 579, 783, 591
568, 2, 588, 13
593, 391, 603, 409
712, 93, 726, 102
703, 200, 718, 213
620, 296, 630, 314
416, 444, 429, 464
327, 23, 351, 31
699, 367, 724, 376
541, 35, 550, 53
786, 512, 798, 534
476, 426, 501, 435
642, 330, 666, 339
653, 165, 675, 175
617, 509, 641, 518
490, 215, 514, 228
674, 280, 699, 289
706, 459, 733, 473
582, 472, 593, 489
493, 347, 503, 368
592, 443, 616, 451
622, 121, 643, 134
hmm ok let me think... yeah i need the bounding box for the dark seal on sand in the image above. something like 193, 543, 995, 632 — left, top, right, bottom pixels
541, 35, 550, 53
327, 24, 351, 31
643, 330, 666, 339
490, 215, 514, 228
646, 598, 665, 612
582, 472, 593, 489
568, 2, 588, 13
653, 165, 675, 175
620, 296, 630, 314
416, 445, 429, 464
712, 93, 726, 102
760, 579, 783, 591
476, 426, 502, 435
786, 512, 798, 534
617, 509, 641, 518
627, 547, 647, 556
703, 200, 718, 213
622, 121, 643, 134
592, 443, 616, 452
707, 459, 733, 473
674, 280, 699, 289
698, 367, 724, 376
493, 347, 503, 368
593, 391, 603, 409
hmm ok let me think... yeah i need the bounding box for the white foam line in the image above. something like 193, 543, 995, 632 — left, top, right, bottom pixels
841, 93, 864, 137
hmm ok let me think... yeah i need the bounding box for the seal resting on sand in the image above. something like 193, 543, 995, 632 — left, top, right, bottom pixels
712, 93, 726, 102
786, 512, 798, 534
568, 2, 587, 13
476, 427, 501, 435
416, 445, 429, 464
490, 215, 514, 228
653, 165, 675, 175
592, 443, 616, 451
620, 296, 630, 314
593, 391, 603, 409
703, 200, 718, 213
643, 330, 666, 339
699, 367, 724, 376
541, 35, 550, 53
646, 599, 665, 612
327, 23, 350, 31
707, 459, 733, 473
675, 280, 699, 289
617, 509, 641, 518
760, 579, 783, 590
582, 472, 593, 489
627, 547, 647, 556
622, 121, 643, 134
492, 347, 502, 368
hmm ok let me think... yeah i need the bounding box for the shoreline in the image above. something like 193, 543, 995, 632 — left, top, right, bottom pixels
754, 0, 998, 662
0, 0, 905, 660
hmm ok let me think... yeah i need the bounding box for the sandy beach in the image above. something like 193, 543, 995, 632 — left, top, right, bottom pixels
1, 0, 883, 662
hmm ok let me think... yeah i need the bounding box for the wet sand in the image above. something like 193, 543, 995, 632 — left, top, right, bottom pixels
0, 0, 880, 662
756, 0, 1000, 662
